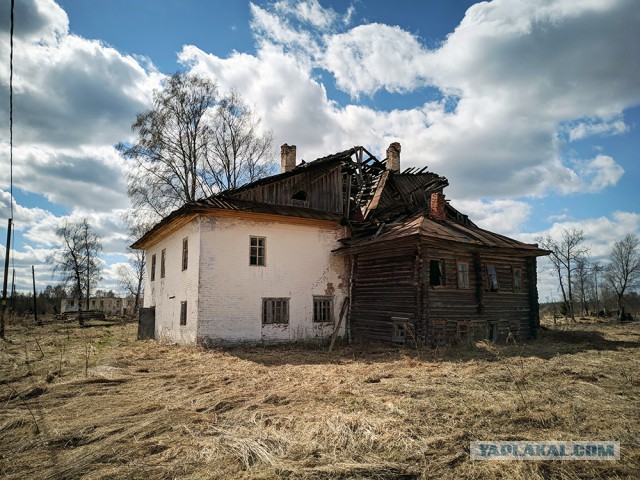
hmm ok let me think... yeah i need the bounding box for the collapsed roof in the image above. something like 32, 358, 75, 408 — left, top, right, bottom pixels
133, 143, 547, 256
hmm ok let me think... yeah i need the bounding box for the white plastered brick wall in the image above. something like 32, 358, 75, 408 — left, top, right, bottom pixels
144, 218, 200, 344
196, 215, 349, 344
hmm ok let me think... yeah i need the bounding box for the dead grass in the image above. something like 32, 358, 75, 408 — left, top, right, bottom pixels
1, 315, 639, 479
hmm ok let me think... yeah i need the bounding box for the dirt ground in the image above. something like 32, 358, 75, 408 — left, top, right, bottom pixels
1, 316, 639, 479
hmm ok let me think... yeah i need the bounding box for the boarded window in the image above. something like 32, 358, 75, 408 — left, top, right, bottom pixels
182, 238, 188, 271
262, 298, 289, 324
180, 301, 187, 326
313, 296, 333, 323
486, 264, 499, 291
457, 262, 470, 289
513, 267, 522, 292
429, 260, 445, 286
250, 236, 266, 266
160, 249, 166, 279
151, 254, 156, 282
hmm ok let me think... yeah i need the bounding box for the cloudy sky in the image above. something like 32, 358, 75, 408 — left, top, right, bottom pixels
0, 0, 639, 299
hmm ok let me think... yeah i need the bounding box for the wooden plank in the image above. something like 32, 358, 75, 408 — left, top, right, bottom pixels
328, 296, 349, 352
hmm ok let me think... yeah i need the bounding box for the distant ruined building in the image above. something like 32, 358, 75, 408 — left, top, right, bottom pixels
61, 296, 137, 317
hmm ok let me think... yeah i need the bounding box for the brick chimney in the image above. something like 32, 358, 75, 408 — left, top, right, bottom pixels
429, 192, 446, 221
281, 144, 296, 173
386, 142, 401, 172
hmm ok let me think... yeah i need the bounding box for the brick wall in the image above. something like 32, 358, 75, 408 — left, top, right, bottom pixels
143, 218, 200, 344
196, 215, 349, 344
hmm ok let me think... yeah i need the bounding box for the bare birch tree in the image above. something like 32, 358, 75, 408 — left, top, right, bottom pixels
117, 73, 275, 224
538, 228, 588, 321
603, 233, 640, 320
82, 220, 102, 310
574, 255, 592, 316
207, 90, 274, 191
49, 219, 102, 325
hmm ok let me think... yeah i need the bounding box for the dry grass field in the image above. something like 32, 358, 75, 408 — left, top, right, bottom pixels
1, 316, 639, 479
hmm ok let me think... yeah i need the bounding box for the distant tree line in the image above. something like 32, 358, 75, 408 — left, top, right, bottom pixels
538, 230, 640, 321
10, 284, 67, 316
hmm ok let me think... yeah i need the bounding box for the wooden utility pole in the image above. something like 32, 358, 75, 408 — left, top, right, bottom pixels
0, 218, 13, 338
10, 268, 15, 312
32, 265, 40, 326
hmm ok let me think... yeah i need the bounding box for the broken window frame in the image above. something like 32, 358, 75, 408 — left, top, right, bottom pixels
457, 262, 470, 289
262, 298, 289, 325
151, 254, 156, 282
513, 267, 522, 293
160, 249, 166, 279
182, 238, 188, 271
250, 236, 266, 266
429, 259, 445, 287
180, 301, 187, 326
313, 296, 333, 323
486, 264, 499, 292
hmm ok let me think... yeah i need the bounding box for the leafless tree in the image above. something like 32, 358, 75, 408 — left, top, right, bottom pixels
82, 220, 102, 310
49, 219, 102, 325
207, 90, 275, 191
118, 218, 148, 315
119, 238, 145, 315
574, 255, 591, 316
603, 233, 640, 320
117, 73, 275, 224
590, 262, 604, 315
538, 228, 588, 321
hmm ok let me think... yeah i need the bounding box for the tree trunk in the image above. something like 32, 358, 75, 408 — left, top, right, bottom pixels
76, 278, 84, 326
556, 266, 569, 320
566, 253, 575, 321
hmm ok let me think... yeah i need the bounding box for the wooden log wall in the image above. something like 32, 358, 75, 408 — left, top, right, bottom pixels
351, 240, 418, 343
232, 167, 343, 213
349, 239, 541, 347
423, 243, 535, 346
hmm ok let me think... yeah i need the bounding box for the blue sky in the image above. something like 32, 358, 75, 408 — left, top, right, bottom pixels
0, 0, 639, 297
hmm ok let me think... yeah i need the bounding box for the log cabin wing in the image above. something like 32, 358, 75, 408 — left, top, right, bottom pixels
336, 194, 550, 346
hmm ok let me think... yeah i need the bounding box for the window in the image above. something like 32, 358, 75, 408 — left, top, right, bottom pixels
180, 301, 187, 326
457, 262, 470, 289
250, 236, 266, 266
70, 300, 74, 307
262, 298, 289, 324
161, 249, 166, 278
182, 238, 189, 271
486, 264, 499, 291
292, 190, 308, 201
313, 296, 333, 323
151, 254, 156, 281
392, 323, 406, 345
429, 260, 445, 286
513, 267, 522, 292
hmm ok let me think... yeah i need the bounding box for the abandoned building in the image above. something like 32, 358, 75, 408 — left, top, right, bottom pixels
61, 296, 137, 317
132, 143, 549, 346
